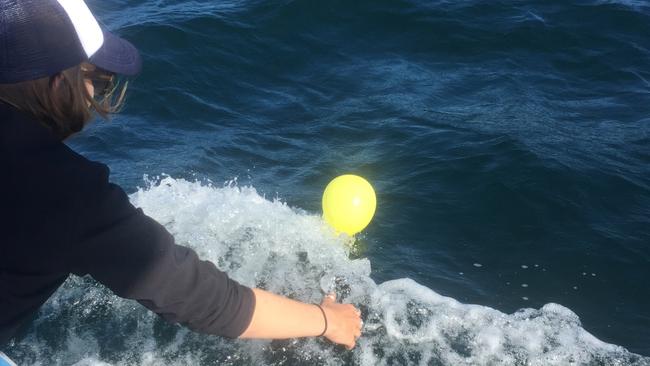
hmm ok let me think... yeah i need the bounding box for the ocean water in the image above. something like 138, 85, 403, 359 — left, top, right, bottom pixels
5, 0, 650, 365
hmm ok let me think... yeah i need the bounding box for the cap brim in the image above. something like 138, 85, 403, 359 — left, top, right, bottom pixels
89, 30, 141, 76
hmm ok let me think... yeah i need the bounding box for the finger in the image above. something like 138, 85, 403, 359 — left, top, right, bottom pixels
322, 292, 336, 304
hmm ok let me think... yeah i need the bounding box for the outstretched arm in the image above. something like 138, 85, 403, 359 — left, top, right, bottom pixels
69, 176, 361, 347
239, 289, 362, 349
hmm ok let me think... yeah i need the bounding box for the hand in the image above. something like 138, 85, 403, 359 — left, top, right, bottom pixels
320, 293, 362, 349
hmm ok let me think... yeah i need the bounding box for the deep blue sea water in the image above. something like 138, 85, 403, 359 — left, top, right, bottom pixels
6, 0, 650, 365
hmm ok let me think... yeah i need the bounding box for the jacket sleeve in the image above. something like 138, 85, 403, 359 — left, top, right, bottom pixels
68, 163, 255, 339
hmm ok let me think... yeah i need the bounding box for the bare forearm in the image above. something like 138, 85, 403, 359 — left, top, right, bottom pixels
238, 288, 325, 339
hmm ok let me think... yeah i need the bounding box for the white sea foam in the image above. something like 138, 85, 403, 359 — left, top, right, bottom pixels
11, 177, 650, 365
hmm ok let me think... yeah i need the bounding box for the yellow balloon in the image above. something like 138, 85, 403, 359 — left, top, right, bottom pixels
322, 175, 376, 236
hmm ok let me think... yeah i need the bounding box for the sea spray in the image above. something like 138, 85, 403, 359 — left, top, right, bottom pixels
7, 177, 649, 365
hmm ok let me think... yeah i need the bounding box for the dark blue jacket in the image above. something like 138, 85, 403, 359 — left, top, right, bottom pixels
0, 103, 255, 345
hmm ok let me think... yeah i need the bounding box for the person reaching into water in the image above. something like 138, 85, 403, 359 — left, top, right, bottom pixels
0, 0, 362, 362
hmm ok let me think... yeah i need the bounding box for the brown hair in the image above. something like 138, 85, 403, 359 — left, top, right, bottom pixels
0, 62, 128, 140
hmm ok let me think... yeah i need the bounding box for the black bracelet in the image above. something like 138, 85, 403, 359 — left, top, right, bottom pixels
315, 304, 328, 337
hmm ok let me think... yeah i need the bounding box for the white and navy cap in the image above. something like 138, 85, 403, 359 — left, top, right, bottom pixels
0, 0, 142, 84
